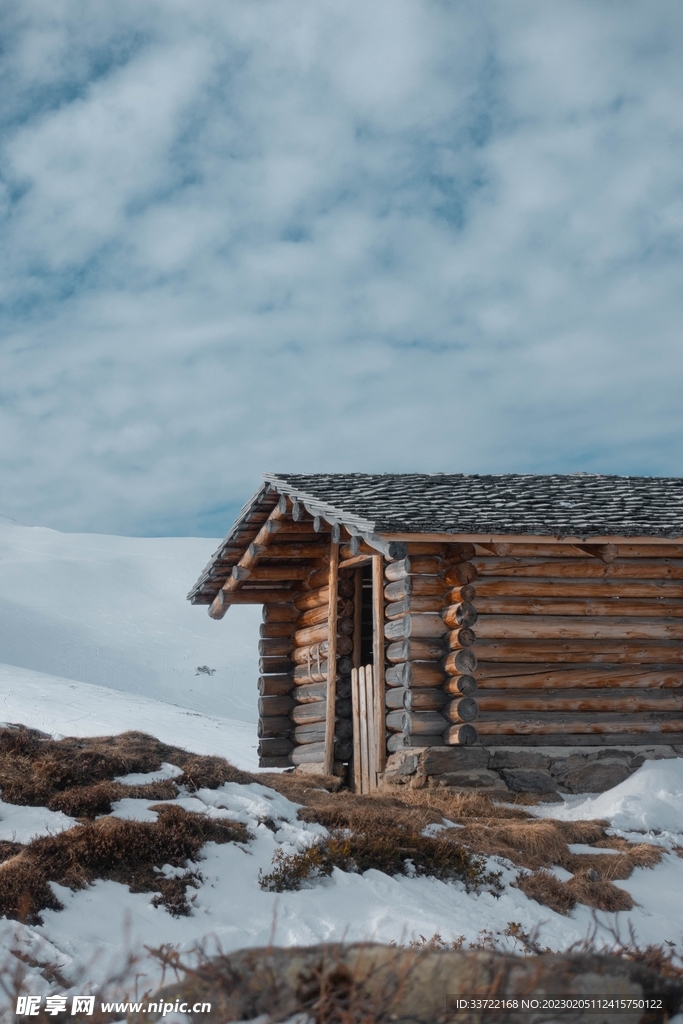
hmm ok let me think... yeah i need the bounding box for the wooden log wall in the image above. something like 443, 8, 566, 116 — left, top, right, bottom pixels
383, 544, 480, 751
463, 542, 683, 747
257, 601, 297, 767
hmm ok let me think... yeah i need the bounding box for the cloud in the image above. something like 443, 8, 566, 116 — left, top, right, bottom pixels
0, 0, 682, 535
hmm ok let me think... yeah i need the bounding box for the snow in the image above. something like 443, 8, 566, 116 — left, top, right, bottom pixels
1, 521, 683, 1004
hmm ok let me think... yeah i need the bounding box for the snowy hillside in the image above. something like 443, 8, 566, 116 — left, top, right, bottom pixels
0, 518, 261, 723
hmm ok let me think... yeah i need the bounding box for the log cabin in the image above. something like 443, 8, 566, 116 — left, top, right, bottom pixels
188, 473, 683, 793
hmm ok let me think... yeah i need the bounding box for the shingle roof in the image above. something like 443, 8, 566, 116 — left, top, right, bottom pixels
264, 472, 683, 539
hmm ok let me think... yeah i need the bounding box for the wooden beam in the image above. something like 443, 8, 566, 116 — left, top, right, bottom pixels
208, 505, 288, 616
208, 587, 297, 615
339, 554, 372, 569
323, 541, 340, 775
380, 533, 683, 545
232, 565, 312, 582
372, 553, 387, 775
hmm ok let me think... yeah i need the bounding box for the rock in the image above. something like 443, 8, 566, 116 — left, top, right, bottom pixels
431, 768, 507, 790
491, 750, 550, 770
561, 758, 633, 794
384, 751, 420, 776
420, 746, 489, 776
498, 767, 557, 793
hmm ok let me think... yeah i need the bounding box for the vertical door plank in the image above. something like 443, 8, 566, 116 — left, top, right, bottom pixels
351, 667, 362, 793
358, 665, 370, 794
372, 555, 387, 776
366, 664, 378, 790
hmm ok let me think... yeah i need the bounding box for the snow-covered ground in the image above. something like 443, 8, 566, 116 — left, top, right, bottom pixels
0, 518, 261, 723
1, 521, 682, 1004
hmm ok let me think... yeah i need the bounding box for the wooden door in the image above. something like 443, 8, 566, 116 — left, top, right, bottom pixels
351, 664, 381, 792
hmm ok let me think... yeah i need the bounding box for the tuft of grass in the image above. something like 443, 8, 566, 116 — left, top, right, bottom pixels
516, 868, 635, 915
259, 822, 502, 895
0, 805, 251, 923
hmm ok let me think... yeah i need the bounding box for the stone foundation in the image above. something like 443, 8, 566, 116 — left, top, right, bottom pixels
381, 744, 683, 795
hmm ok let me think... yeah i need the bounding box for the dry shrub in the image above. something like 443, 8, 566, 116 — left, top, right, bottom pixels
0, 805, 251, 923
49, 779, 180, 818
395, 787, 529, 821
0, 841, 24, 864
452, 819, 568, 870
566, 871, 634, 912
516, 870, 578, 915
259, 822, 502, 895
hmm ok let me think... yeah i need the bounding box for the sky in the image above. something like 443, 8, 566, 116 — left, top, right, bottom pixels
1, 0, 682, 537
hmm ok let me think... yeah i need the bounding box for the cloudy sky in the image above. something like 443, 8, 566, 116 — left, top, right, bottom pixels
1, 0, 682, 537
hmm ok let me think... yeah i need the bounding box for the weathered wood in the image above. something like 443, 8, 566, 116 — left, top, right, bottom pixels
258, 675, 294, 697
443, 724, 478, 746
442, 649, 478, 675
353, 568, 363, 670
443, 674, 478, 696
476, 691, 683, 713
262, 603, 298, 623
441, 602, 479, 628
386, 710, 449, 735
385, 688, 448, 711
442, 562, 478, 585
385, 662, 446, 689
384, 577, 450, 600
472, 578, 683, 599
384, 613, 449, 642
294, 678, 352, 704
305, 567, 355, 593
384, 595, 447, 619
257, 737, 293, 757
480, 732, 683, 747
292, 657, 353, 685
294, 719, 354, 744
324, 542, 340, 775
258, 695, 294, 717
474, 615, 683, 641
259, 755, 292, 768
258, 638, 294, 658
291, 701, 327, 725
298, 577, 355, 601
210, 587, 298, 618
259, 657, 293, 675
474, 666, 683, 690
291, 636, 354, 664
385, 556, 444, 582
252, 542, 329, 560
475, 715, 683, 734
357, 666, 370, 792
472, 557, 683, 580
271, 521, 320, 536
296, 599, 354, 629
473, 640, 683, 664
473, 596, 683, 617
258, 716, 293, 738
446, 627, 476, 650
260, 622, 296, 639
387, 732, 446, 751
233, 565, 312, 583
216, 504, 289, 600
366, 663, 380, 788
372, 555, 387, 777
293, 617, 354, 648
351, 667, 362, 792
290, 740, 353, 765
386, 638, 447, 663
444, 697, 480, 723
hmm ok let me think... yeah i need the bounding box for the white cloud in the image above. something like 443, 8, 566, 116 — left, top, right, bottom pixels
0, 0, 682, 535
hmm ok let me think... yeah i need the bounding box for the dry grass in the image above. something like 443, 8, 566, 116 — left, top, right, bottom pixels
0, 805, 250, 923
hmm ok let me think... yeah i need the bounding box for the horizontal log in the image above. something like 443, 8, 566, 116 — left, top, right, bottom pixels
479, 733, 683, 747
385, 662, 446, 689
259, 657, 293, 675
473, 596, 683, 618
209, 587, 299, 617
290, 698, 352, 725
258, 638, 294, 658
258, 695, 294, 716
257, 737, 293, 757
262, 603, 298, 623
258, 674, 294, 697
441, 602, 478, 628
444, 697, 480, 724
258, 755, 292, 768
446, 627, 476, 650
443, 724, 478, 746
473, 640, 683, 664
472, 578, 683, 599
258, 716, 293, 738
385, 577, 450, 600
475, 716, 683, 735
399, 711, 449, 735
251, 542, 329, 560
260, 622, 297, 639
292, 658, 353, 685
474, 667, 683, 690
384, 613, 449, 642
387, 733, 446, 752
304, 568, 355, 593
385, 556, 443, 581
296, 599, 354, 628
293, 617, 354, 647
290, 740, 353, 765
385, 688, 449, 711
386, 638, 447, 663
291, 636, 354, 664
295, 578, 355, 608
442, 562, 478, 586
443, 675, 478, 696
472, 557, 683, 580
473, 542, 683, 560
294, 678, 352, 704
474, 615, 683, 641
402, 542, 475, 559
293, 719, 354, 744
270, 520, 318, 535
384, 596, 447, 619
233, 565, 312, 582
442, 649, 478, 675
476, 691, 683, 713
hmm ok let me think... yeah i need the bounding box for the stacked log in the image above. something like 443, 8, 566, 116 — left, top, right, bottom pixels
383, 544, 480, 749
289, 572, 355, 767
469, 543, 683, 746
257, 602, 298, 767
